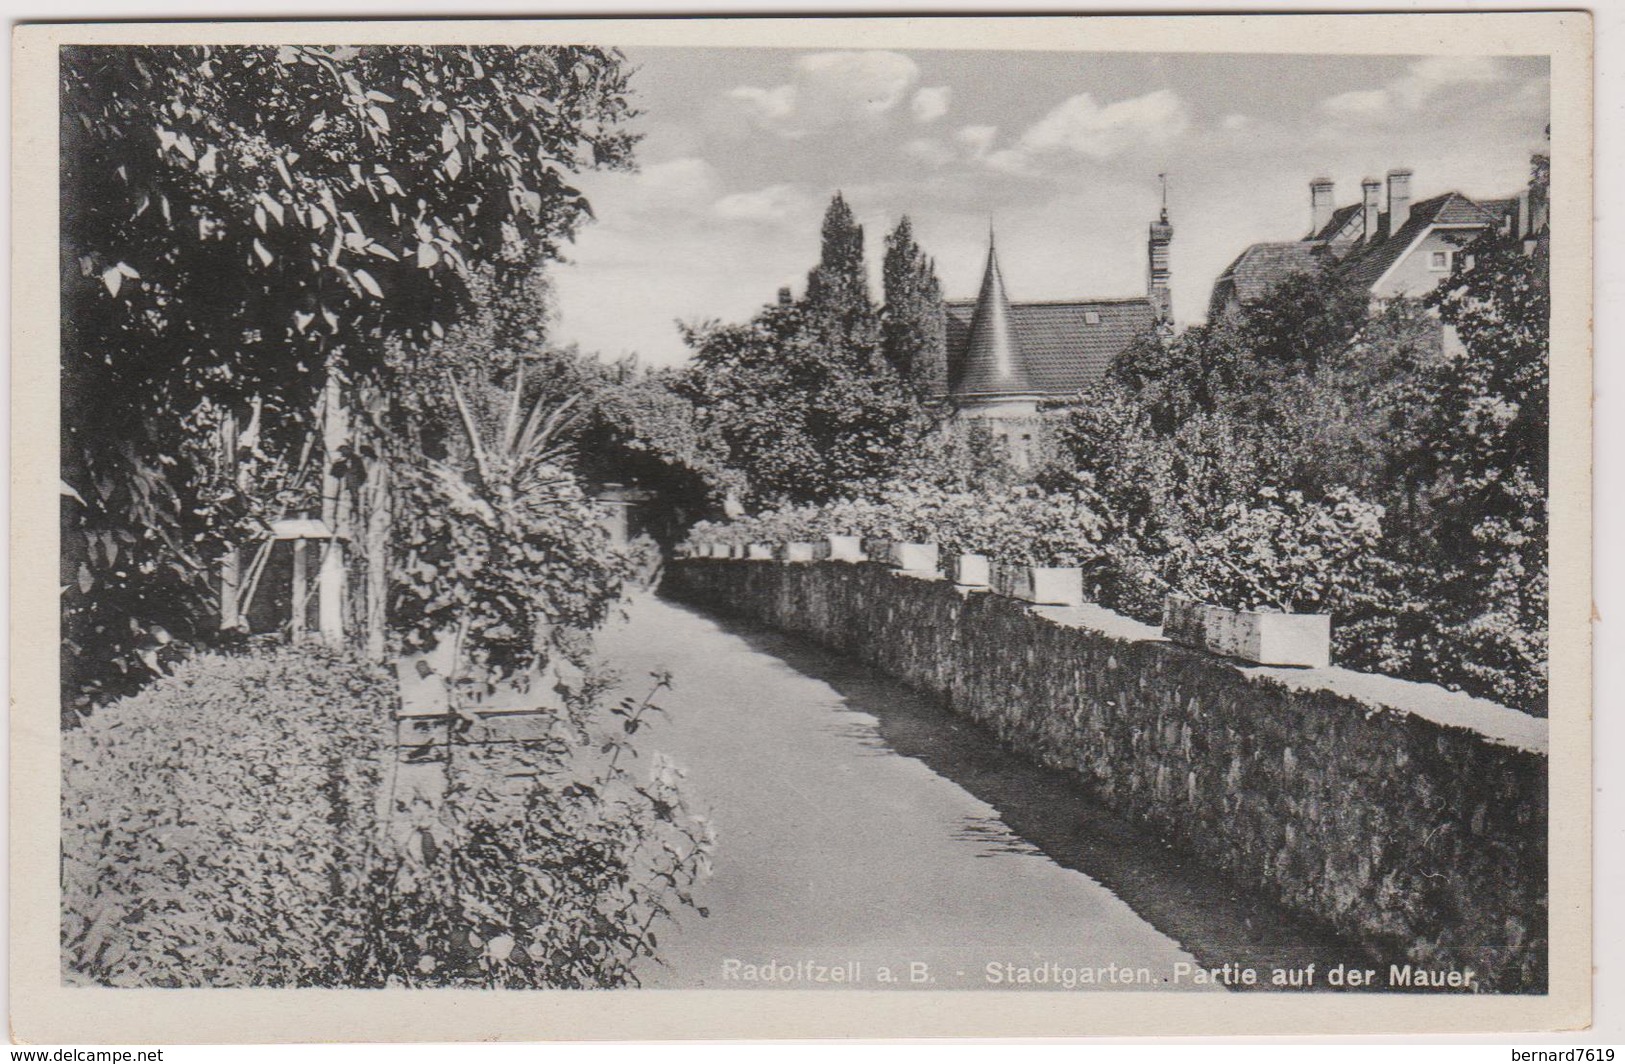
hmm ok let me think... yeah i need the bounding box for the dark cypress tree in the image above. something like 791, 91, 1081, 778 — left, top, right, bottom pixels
803, 192, 879, 354
881, 215, 948, 398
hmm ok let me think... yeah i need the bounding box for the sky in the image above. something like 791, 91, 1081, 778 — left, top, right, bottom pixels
547, 47, 1550, 367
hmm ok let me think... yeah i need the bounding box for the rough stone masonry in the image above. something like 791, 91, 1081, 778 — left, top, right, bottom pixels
664, 558, 1548, 992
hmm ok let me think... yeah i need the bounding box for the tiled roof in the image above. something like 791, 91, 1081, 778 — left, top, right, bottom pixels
1341, 192, 1502, 289
945, 297, 1156, 397
1210, 241, 1335, 308
1434, 194, 1507, 226
1213, 191, 1512, 310
1311, 203, 1367, 242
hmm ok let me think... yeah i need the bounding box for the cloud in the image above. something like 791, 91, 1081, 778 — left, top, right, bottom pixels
1008, 89, 1190, 166
911, 86, 951, 123
728, 51, 920, 139
570, 157, 718, 234
711, 183, 818, 225
1222, 113, 1254, 132
903, 138, 955, 166
1401, 55, 1500, 102
1321, 55, 1503, 121
984, 150, 1036, 176
955, 124, 999, 158
1322, 89, 1391, 119
728, 84, 797, 125
967, 90, 1188, 177
616, 158, 717, 207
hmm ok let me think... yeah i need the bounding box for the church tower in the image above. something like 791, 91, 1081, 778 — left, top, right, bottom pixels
1147, 176, 1174, 329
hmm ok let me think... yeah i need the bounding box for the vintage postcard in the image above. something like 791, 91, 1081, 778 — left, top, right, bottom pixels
10, 11, 1593, 1042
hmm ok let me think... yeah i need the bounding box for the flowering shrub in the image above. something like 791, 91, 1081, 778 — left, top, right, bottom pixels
391, 370, 627, 683
1044, 250, 1550, 714
61, 643, 711, 988
393, 455, 625, 677
682, 482, 1106, 569
1165, 487, 1386, 615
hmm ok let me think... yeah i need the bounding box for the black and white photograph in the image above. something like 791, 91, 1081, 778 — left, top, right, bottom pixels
11, 10, 1595, 1043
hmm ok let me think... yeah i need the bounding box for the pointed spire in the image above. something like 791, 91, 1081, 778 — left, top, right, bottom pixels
954, 229, 1033, 397
1148, 179, 1174, 328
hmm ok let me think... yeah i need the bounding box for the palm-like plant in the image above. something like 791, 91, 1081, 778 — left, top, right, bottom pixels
433, 364, 582, 518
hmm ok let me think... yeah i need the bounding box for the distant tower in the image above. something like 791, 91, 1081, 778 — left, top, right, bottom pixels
949, 228, 1042, 468
1147, 174, 1174, 329
954, 228, 1035, 406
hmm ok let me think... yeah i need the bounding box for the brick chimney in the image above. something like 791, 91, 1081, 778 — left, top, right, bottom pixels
1147, 205, 1173, 327
1361, 177, 1382, 240
777, 286, 793, 306
1386, 169, 1413, 233
1310, 178, 1336, 237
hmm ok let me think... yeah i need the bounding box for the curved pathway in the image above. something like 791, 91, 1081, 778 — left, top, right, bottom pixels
604, 593, 1364, 992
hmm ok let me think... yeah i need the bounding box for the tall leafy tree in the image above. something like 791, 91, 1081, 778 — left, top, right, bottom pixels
59, 44, 638, 706
880, 215, 947, 398
675, 191, 929, 505
1394, 205, 1550, 712
1054, 156, 1550, 712
1236, 255, 1371, 372
677, 299, 928, 506
802, 192, 878, 352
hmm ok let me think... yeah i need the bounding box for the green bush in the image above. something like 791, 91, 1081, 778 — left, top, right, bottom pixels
1165, 486, 1386, 615
684, 483, 1106, 570
62, 643, 711, 987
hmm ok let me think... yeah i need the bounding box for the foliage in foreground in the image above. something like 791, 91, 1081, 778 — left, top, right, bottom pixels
61, 643, 711, 988
60, 43, 638, 708
386, 354, 629, 682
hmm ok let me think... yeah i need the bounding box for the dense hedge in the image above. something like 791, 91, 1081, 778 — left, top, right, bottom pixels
61, 643, 711, 987
684, 480, 1378, 620
680, 475, 1533, 714
686, 484, 1107, 568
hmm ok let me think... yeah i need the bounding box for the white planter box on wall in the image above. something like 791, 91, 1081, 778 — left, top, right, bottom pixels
873, 541, 939, 573
815, 534, 866, 562
952, 553, 991, 588
746, 543, 774, 560
780, 541, 819, 563
1201, 604, 1331, 669
991, 563, 1085, 606
1161, 595, 1207, 648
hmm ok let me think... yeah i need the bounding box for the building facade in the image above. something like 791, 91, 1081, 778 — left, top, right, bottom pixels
1208, 168, 1546, 318
941, 206, 1173, 461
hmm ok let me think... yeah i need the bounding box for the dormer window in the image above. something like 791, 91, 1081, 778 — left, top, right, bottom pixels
1429, 250, 1454, 272
1084, 310, 1101, 325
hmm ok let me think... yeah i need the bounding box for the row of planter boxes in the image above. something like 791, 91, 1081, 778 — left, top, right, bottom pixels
682, 537, 1086, 606
861, 538, 940, 573
680, 541, 1333, 669
988, 561, 1086, 606
1161, 594, 1331, 669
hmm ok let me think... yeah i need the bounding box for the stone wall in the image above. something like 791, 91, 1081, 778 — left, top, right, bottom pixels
665, 559, 1549, 992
